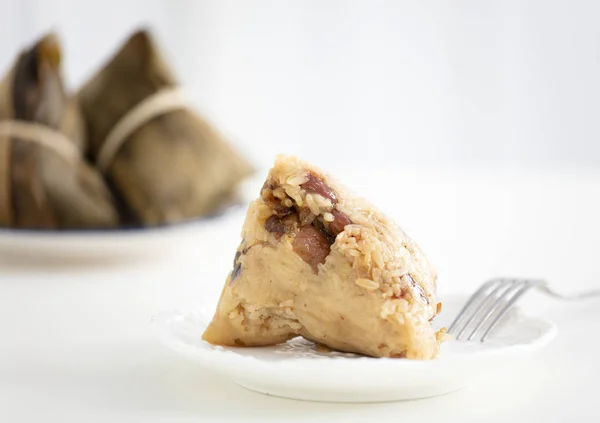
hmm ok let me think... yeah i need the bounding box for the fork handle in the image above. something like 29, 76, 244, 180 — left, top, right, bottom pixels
537, 283, 600, 301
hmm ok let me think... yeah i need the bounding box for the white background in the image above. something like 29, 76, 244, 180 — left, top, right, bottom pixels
1, 0, 599, 170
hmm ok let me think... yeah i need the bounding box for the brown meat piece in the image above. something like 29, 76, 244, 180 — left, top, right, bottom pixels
292, 225, 332, 272
264, 215, 287, 234
301, 171, 337, 204
328, 209, 352, 236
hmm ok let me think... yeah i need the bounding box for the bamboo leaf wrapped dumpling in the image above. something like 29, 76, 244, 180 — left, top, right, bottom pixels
0, 33, 119, 229
78, 29, 254, 226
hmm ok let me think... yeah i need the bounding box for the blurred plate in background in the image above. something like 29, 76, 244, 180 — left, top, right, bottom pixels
0, 203, 247, 264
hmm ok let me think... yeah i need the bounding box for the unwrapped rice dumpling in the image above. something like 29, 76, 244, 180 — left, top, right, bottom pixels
78, 29, 254, 226
0, 33, 118, 229
203, 155, 446, 359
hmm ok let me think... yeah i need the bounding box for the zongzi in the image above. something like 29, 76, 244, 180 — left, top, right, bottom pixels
203, 155, 446, 359
78, 29, 254, 226
0, 33, 118, 229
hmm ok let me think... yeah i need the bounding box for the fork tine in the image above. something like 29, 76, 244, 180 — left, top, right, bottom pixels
448, 278, 506, 336
466, 279, 527, 341
479, 279, 544, 341
447, 279, 496, 334
460, 280, 517, 340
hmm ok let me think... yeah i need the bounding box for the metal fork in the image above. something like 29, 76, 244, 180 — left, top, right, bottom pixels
448, 278, 600, 342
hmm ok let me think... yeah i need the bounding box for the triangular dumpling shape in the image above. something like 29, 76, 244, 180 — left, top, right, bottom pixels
203, 155, 445, 359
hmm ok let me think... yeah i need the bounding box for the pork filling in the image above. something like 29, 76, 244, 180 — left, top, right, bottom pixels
261, 171, 351, 272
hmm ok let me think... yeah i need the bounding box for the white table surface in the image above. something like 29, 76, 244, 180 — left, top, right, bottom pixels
1, 166, 599, 422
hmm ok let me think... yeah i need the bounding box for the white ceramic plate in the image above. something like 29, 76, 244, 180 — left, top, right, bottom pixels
153, 295, 557, 403
0, 204, 245, 263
